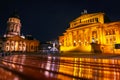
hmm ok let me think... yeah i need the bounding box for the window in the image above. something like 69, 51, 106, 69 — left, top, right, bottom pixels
31, 45, 34, 50
112, 30, 115, 35
106, 39, 108, 44
80, 19, 81, 23
110, 38, 112, 43
92, 31, 97, 38
90, 19, 92, 22
92, 18, 94, 22
88, 20, 90, 23
95, 18, 99, 22
113, 36, 116, 42
6, 43, 9, 45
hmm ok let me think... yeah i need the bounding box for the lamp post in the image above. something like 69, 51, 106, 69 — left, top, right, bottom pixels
74, 40, 76, 46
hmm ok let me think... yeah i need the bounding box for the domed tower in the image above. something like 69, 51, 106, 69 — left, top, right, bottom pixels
4, 12, 21, 37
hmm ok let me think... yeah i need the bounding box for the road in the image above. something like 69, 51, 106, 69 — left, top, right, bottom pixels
0, 53, 120, 80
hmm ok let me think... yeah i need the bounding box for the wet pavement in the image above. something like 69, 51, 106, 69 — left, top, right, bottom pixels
0, 53, 120, 80
0, 64, 25, 80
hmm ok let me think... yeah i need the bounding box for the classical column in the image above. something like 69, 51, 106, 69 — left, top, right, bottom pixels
13, 24, 15, 32
97, 27, 100, 44
82, 30, 85, 45
115, 28, 119, 43
66, 33, 69, 47
64, 33, 67, 47
13, 41, 15, 51
71, 31, 73, 46
76, 30, 79, 46
69, 32, 72, 46
102, 28, 106, 44
99, 27, 103, 44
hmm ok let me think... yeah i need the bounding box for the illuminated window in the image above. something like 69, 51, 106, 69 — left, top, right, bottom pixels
90, 19, 92, 22
92, 31, 97, 38
92, 38, 95, 43
112, 30, 115, 35
31, 45, 34, 49
6, 43, 9, 45
80, 19, 81, 23
19, 44, 21, 46
110, 38, 112, 43
95, 18, 98, 22
73, 40, 76, 46
106, 39, 108, 44
7, 47, 9, 51
78, 40, 81, 46
113, 36, 116, 42
109, 30, 112, 35
23, 44, 25, 47
88, 20, 90, 23
85, 42, 87, 45
11, 43, 13, 46
92, 18, 94, 22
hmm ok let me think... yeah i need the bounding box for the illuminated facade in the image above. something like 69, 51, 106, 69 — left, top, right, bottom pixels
4, 12, 21, 37
59, 12, 120, 54
1, 12, 39, 52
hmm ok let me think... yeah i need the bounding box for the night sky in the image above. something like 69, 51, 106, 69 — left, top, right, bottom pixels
0, 0, 120, 42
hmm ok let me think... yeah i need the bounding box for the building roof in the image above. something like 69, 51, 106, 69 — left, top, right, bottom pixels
71, 12, 105, 23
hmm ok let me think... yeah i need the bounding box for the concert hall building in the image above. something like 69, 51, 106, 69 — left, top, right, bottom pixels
59, 11, 120, 54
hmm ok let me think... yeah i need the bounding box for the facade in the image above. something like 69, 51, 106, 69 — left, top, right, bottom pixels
1, 12, 39, 52
59, 12, 120, 54
3, 36, 39, 52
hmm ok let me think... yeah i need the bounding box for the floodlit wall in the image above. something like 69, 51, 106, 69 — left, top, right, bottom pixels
59, 12, 120, 54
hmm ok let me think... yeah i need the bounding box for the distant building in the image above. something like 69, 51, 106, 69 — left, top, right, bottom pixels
59, 11, 120, 54
0, 12, 39, 52
39, 39, 60, 53
39, 42, 52, 53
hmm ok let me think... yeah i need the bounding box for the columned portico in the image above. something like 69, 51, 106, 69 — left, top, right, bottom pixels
59, 12, 120, 54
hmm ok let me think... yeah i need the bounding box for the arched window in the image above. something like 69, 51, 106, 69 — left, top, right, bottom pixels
31, 45, 34, 49
6, 41, 10, 46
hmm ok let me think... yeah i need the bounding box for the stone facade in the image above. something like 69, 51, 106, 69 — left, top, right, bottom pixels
59, 12, 120, 54
3, 36, 39, 52
1, 12, 39, 52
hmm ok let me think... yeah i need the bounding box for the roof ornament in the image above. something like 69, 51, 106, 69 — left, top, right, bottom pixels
21, 33, 25, 39
81, 9, 87, 15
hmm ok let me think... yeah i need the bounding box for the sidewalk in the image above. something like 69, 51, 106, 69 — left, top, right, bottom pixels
55, 52, 120, 59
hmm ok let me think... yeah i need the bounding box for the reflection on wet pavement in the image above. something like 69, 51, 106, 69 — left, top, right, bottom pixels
0, 66, 24, 80
1, 54, 120, 80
